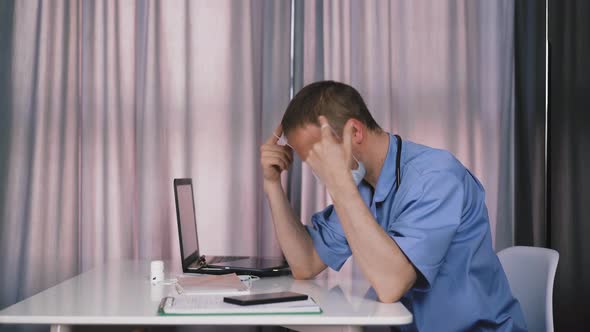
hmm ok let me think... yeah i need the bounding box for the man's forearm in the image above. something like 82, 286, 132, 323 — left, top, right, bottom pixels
328, 179, 416, 302
264, 181, 326, 279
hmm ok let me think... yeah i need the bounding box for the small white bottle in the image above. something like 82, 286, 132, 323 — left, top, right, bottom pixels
150, 260, 164, 285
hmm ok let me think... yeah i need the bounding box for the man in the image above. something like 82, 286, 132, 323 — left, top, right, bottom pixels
260, 81, 527, 331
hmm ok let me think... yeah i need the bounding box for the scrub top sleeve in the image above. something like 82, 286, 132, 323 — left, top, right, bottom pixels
305, 205, 352, 271
388, 171, 464, 291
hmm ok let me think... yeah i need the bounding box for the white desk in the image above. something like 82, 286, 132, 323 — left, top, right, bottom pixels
0, 260, 412, 332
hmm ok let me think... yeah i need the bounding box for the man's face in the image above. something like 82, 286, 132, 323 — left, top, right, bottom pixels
284, 123, 358, 171
284, 124, 323, 162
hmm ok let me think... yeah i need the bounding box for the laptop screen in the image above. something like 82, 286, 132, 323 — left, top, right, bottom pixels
175, 182, 200, 262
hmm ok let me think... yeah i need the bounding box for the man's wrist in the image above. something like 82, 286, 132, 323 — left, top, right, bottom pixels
263, 180, 283, 195
326, 174, 358, 202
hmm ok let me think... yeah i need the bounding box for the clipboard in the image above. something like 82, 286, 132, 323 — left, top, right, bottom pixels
158, 295, 322, 316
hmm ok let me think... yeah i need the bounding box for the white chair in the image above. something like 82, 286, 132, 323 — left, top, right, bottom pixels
497, 246, 559, 332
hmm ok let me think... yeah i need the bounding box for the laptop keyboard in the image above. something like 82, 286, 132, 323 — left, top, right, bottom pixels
208, 256, 247, 264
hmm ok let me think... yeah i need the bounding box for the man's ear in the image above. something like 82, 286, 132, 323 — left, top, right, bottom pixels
348, 119, 364, 145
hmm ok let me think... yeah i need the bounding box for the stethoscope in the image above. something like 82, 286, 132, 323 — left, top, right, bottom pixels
394, 134, 402, 191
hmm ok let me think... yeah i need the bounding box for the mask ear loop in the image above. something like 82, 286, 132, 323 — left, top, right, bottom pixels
273, 133, 294, 150
351, 155, 362, 171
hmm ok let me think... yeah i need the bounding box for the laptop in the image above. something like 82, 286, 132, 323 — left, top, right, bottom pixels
173, 178, 290, 277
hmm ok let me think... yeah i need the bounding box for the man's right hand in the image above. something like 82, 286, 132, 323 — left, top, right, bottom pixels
260, 124, 293, 185
259, 124, 327, 280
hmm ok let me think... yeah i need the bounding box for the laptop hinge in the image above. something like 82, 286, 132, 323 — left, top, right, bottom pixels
197, 255, 208, 269
189, 255, 208, 270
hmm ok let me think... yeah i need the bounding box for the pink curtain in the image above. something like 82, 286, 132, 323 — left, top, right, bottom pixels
0, 0, 291, 309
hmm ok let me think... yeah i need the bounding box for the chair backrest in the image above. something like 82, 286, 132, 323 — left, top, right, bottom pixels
497, 246, 559, 332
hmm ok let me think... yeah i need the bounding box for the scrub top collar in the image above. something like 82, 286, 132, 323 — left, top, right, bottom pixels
370, 133, 399, 203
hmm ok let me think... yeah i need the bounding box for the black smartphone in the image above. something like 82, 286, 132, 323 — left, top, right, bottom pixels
223, 292, 308, 306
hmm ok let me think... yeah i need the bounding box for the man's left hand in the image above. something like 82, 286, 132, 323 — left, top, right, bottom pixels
305, 116, 356, 191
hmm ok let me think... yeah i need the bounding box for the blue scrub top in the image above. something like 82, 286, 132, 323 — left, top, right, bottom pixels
306, 133, 527, 332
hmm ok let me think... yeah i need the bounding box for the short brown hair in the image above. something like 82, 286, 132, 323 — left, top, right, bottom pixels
281, 81, 381, 137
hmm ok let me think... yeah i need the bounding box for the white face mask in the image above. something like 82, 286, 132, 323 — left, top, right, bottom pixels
351, 156, 366, 186
308, 157, 365, 186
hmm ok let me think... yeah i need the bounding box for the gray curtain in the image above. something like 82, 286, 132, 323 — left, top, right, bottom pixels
292, 0, 516, 280
514, 0, 547, 248
547, 1, 590, 329
0, 0, 290, 312
514, 1, 590, 329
